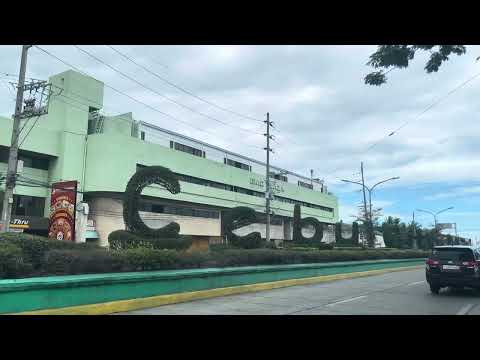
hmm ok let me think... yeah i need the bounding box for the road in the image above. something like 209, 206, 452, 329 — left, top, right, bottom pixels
118, 268, 480, 315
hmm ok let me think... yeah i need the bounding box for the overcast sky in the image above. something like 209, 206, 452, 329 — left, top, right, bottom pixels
1, 45, 479, 243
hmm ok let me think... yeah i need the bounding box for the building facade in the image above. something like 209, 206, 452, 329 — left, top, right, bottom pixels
0, 70, 339, 247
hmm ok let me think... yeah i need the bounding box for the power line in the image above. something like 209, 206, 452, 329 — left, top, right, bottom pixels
18, 115, 41, 148
51, 89, 264, 152
106, 45, 263, 124
365, 70, 480, 153
73, 46, 263, 137
33, 46, 264, 153
320, 70, 480, 182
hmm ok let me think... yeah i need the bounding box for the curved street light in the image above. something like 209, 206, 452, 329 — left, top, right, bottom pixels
341, 176, 400, 246
341, 176, 400, 220
416, 206, 454, 231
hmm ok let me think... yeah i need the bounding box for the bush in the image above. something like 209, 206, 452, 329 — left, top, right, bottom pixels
0, 233, 101, 269
0, 242, 32, 278
43, 249, 124, 275
108, 230, 192, 251
0, 233, 429, 279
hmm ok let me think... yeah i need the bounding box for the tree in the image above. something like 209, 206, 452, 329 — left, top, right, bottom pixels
364, 45, 467, 86
352, 203, 382, 247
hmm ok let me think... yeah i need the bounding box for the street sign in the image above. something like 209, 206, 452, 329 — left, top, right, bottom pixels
436, 223, 454, 231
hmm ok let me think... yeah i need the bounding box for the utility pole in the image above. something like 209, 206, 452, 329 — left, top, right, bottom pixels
1, 45, 30, 233
310, 169, 314, 186
264, 112, 273, 243
412, 211, 417, 249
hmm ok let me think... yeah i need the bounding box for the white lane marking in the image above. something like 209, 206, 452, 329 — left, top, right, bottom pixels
326, 295, 367, 307
407, 281, 425, 286
457, 304, 474, 315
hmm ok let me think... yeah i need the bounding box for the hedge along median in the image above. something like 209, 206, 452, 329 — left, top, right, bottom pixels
0, 258, 425, 314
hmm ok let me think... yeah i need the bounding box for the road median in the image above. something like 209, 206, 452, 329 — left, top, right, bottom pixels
1, 258, 424, 315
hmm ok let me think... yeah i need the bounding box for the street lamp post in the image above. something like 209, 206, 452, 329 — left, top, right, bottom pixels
416, 207, 454, 246
341, 176, 400, 247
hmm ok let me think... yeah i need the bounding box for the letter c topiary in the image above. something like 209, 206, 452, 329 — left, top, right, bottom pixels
123, 166, 181, 237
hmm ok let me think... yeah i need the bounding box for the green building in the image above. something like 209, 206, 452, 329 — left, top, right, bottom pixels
0, 70, 339, 248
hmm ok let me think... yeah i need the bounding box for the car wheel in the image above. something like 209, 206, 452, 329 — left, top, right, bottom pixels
430, 284, 441, 294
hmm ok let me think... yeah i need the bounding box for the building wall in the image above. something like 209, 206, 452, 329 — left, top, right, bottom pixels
0, 69, 340, 245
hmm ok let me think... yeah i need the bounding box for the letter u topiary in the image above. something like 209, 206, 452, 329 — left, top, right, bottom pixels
335, 221, 359, 246
123, 166, 181, 238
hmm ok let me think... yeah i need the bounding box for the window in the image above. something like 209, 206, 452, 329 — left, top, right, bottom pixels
140, 131, 145, 140
12, 195, 45, 217
172, 142, 204, 157
136, 164, 333, 213
432, 248, 475, 262
0, 147, 49, 171
139, 200, 219, 219
225, 158, 251, 172
274, 174, 288, 182
298, 180, 313, 190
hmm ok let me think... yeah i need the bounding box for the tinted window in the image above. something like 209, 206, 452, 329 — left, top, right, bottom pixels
432, 248, 474, 262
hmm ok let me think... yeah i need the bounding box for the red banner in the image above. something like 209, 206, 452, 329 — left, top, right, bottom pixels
48, 181, 78, 242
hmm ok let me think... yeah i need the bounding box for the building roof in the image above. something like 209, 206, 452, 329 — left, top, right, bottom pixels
140, 121, 320, 184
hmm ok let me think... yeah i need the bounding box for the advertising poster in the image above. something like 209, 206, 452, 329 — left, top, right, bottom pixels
48, 181, 78, 241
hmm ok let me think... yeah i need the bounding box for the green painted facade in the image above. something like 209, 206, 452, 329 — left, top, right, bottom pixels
0, 259, 423, 314
0, 70, 338, 233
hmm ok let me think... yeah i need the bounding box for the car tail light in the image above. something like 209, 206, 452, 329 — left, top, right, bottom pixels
426, 259, 439, 267
462, 261, 478, 269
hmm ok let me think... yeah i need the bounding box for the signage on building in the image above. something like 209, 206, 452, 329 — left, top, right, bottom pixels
436, 223, 454, 231
48, 181, 78, 242
249, 178, 284, 193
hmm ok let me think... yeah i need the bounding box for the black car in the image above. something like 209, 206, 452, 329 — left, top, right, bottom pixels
426, 246, 480, 294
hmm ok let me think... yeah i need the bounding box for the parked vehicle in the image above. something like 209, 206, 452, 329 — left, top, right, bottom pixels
425, 246, 480, 294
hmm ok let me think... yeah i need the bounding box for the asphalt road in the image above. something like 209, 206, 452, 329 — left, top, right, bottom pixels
118, 268, 480, 315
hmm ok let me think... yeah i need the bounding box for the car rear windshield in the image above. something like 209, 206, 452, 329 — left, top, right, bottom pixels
432, 248, 474, 262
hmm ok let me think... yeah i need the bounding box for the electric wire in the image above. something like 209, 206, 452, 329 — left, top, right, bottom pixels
33, 46, 265, 152
74, 45, 263, 137
106, 45, 263, 123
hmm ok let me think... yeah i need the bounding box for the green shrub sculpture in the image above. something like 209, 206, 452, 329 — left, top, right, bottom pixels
123, 165, 181, 238
108, 229, 192, 251
292, 204, 325, 247
223, 206, 263, 249
292, 204, 302, 242
335, 221, 360, 247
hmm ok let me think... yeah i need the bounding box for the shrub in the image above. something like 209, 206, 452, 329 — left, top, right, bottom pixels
0, 233, 101, 269
43, 249, 124, 275
0, 242, 32, 278
108, 230, 192, 251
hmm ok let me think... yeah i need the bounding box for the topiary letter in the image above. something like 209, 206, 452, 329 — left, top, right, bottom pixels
292, 204, 325, 246
123, 166, 181, 238
223, 206, 263, 249
335, 221, 360, 246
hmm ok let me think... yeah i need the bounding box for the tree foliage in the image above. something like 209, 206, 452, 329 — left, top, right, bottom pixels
365, 45, 467, 85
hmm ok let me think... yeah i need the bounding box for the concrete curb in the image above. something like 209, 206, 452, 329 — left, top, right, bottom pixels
12, 264, 423, 315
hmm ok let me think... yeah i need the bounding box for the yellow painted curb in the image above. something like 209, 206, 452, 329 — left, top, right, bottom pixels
12, 265, 423, 315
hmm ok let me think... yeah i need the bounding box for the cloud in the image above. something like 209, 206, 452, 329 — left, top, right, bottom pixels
1, 45, 479, 232
425, 186, 480, 201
